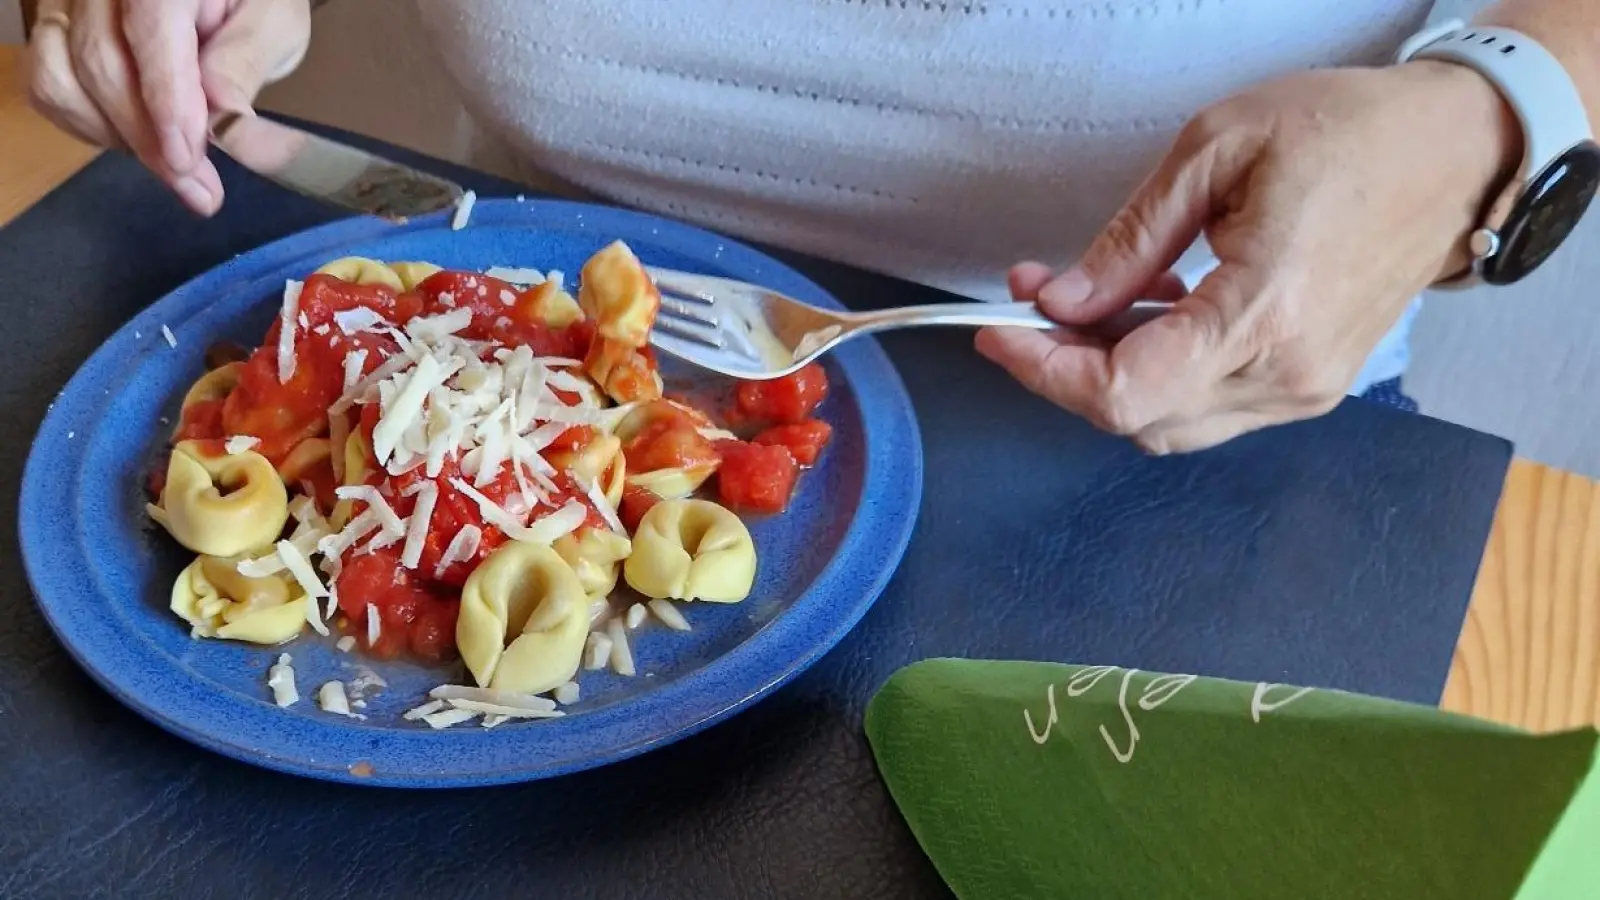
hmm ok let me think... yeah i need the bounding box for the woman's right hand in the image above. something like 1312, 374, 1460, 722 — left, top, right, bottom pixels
25, 0, 313, 216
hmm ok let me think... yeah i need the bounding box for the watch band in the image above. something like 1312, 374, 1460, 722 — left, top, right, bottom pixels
1396, 19, 1599, 286
1398, 20, 1592, 182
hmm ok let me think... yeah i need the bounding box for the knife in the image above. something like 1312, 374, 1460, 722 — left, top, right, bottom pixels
210, 112, 466, 222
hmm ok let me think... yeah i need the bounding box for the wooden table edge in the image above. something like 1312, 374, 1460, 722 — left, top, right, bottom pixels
2, 45, 1594, 733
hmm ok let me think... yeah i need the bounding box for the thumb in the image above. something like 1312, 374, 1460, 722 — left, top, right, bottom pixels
1036, 120, 1259, 325
199, 0, 312, 114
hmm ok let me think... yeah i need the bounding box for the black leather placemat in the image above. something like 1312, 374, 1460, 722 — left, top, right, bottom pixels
0, 141, 1510, 900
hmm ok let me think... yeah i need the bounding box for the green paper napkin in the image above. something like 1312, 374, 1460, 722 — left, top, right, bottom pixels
865, 659, 1599, 900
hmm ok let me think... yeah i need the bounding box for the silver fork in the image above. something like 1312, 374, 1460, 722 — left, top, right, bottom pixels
644, 267, 1172, 380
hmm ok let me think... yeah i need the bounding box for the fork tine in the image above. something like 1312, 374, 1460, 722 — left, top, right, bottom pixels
645, 267, 723, 305
652, 311, 726, 349
658, 294, 720, 328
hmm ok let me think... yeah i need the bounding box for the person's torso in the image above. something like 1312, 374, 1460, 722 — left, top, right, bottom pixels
416, 0, 1433, 301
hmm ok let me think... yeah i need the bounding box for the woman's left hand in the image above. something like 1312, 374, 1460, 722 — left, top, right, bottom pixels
975, 61, 1522, 453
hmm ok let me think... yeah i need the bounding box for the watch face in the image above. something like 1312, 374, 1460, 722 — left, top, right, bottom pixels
1483, 142, 1600, 285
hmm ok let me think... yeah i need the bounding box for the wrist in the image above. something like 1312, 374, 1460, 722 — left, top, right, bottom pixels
1396, 59, 1526, 276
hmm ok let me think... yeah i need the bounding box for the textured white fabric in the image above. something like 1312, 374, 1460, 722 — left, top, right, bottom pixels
415, 0, 1435, 390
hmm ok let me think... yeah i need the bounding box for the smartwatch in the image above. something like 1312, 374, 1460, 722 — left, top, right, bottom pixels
1397, 19, 1600, 286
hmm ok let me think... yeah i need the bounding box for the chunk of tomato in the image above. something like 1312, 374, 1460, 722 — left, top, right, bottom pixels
408, 599, 459, 664
734, 363, 829, 426
619, 484, 662, 533
752, 419, 832, 466
716, 441, 798, 514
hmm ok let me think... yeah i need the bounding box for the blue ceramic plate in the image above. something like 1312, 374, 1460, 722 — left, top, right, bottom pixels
19, 199, 922, 787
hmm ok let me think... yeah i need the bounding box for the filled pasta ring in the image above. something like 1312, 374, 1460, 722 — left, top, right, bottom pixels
626, 466, 714, 502
578, 240, 659, 348
147, 440, 289, 557
521, 281, 584, 328
554, 526, 632, 600
601, 452, 626, 508
614, 400, 720, 500
313, 256, 405, 291
457, 543, 589, 693
171, 555, 308, 644
179, 361, 242, 411
277, 437, 331, 482
548, 432, 621, 487
329, 430, 377, 529
388, 261, 443, 291
624, 499, 757, 603
584, 337, 663, 405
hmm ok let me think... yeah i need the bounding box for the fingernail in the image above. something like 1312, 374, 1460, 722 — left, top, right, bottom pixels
174, 176, 217, 215
161, 127, 193, 173
1038, 268, 1094, 307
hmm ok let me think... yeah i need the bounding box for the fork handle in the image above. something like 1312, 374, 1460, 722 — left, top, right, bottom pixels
847, 301, 1171, 339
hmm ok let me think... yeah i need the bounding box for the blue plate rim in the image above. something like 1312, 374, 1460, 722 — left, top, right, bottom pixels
19, 198, 923, 788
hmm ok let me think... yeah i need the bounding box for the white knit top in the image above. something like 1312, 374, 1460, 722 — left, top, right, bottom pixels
415, 0, 1437, 389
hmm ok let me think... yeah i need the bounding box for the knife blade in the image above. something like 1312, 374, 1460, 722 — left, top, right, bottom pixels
210, 113, 465, 221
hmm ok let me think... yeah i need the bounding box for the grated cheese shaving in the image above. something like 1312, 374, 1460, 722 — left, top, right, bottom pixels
317, 509, 380, 564
236, 550, 287, 578
450, 189, 476, 231
584, 631, 613, 671
333, 307, 387, 335
607, 618, 636, 677
318, 681, 353, 716
521, 500, 589, 545
423, 707, 479, 729
625, 603, 647, 629
267, 654, 298, 707
450, 478, 529, 537
434, 525, 481, 578
341, 348, 368, 393
336, 635, 356, 652
445, 699, 564, 719
484, 266, 545, 284
277, 280, 303, 384
161, 325, 178, 348
427, 684, 558, 711
366, 603, 381, 647
335, 485, 405, 536
404, 699, 448, 720
405, 307, 473, 342
649, 599, 692, 632
582, 474, 626, 535
372, 354, 458, 466
223, 434, 259, 455
276, 539, 329, 599
401, 482, 438, 569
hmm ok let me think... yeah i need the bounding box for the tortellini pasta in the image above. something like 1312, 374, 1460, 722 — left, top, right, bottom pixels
578, 240, 659, 348
147, 440, 289, 557
523, 281, 584, 328
172, 555, 308, 645
179, 361, 242, 411
614, 401, 718, 500
548, 432, 621, 486
554, 527, 633, 600
313, 256, 405, 291
277, 437, 332, 485
329, 430, 376, 529
624, 499, 756, 603
458, 543, 590, 694
388, 261, 443, 290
